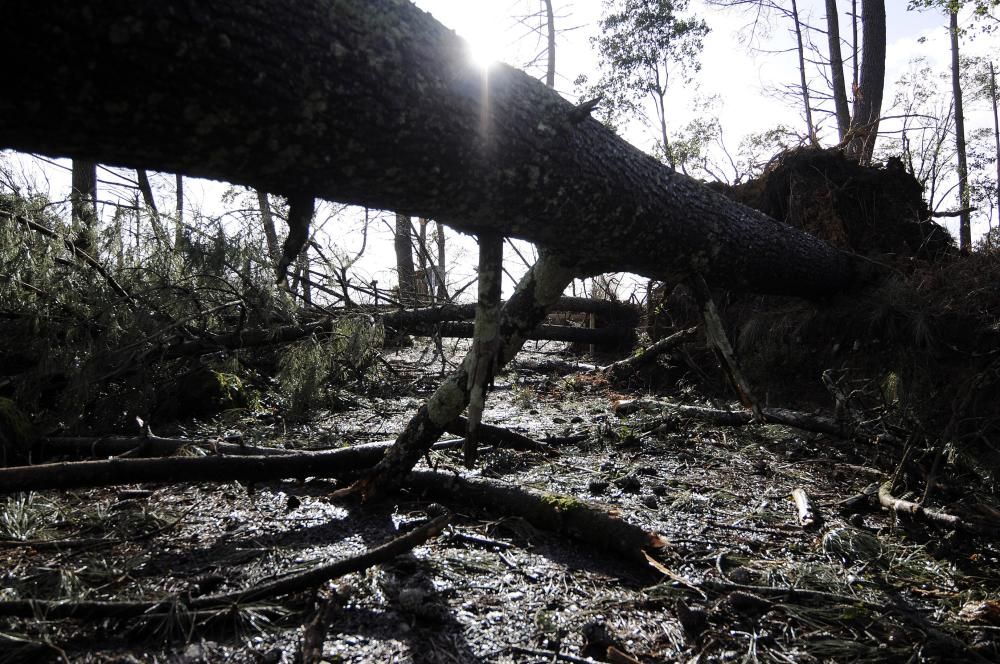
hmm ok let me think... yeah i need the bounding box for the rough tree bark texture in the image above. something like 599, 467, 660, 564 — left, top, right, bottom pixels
0, 0, 858, 297
825, 0, 852, 141
395, 213, 417, 304
846, 0, 886, 165
949, 10, 971, 253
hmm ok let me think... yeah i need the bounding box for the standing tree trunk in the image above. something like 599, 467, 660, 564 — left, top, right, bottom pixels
825, 0, 852, 141
71, 159, 97, 226
174, 173, 185, 250
0, 0, 860, 299
395, 213, 417, 305
543, 0, 556, 89
851, 0, 859, 95
790, 0, 816, 142
950, 9, 971, 253
991, 61, 1000, 249
845, 0, 885, 165
434, 221, 448, 302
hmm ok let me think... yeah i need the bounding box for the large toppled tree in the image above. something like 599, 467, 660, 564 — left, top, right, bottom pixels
0, 0, 856, 295
0, 0, 865, 493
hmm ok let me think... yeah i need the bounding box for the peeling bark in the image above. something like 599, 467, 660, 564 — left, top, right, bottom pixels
0, 0, 858, 297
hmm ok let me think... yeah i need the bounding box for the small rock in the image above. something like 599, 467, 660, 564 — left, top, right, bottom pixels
641, 495, 658, 509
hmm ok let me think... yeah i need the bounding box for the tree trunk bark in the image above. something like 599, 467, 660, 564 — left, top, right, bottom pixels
825, 0, 852, 141
435, 221, 448, 301
791, 0, 816, 141
351, 252, 576, 497
950, 10, 971, 253
0, 0, 858, 298
991, 61, 1000, 249
543, 0, 556, 89
257, 190, 281, 264
70, 159, 97, 227
395, 213, 417, 305
845, 0, 885, 165
174, 173, 184, 250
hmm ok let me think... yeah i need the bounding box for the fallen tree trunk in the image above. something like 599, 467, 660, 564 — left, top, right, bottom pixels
0, 0, 859, 297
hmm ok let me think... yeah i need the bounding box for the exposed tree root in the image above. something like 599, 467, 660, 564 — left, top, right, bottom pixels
0, 509, 450, 620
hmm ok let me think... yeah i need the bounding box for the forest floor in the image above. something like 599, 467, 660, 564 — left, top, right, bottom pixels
3, 339, 1000, 663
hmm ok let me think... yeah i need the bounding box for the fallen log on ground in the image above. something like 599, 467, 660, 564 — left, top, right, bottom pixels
160, 297, 638, 360
404, 470, 667, 564
33, 419, 547, 464
6, 423, 553, 490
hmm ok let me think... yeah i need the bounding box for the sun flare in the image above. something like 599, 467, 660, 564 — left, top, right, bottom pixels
464, 24, 503, 70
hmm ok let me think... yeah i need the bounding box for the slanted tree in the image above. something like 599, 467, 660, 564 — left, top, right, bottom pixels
135, 168, 169, 245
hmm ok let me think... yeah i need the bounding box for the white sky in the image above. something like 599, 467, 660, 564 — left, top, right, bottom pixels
4, 1, 998, 299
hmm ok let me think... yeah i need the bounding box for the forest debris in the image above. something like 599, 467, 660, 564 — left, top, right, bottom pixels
690, 275, 761, 420
958, 600, 1000, 625
298, 589, 342, 664
403, 469, 667, 563
600, 326, 698, 382
877, 481, 968, 531
445, 417, 551, 453
37, 432, 291, 460
0, 443, 387, 493
0, 508, 450, 620
821, 526, 882, 564
791, 488, 818, 528
350, 254, 576, 499
6, 432, 555, 493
